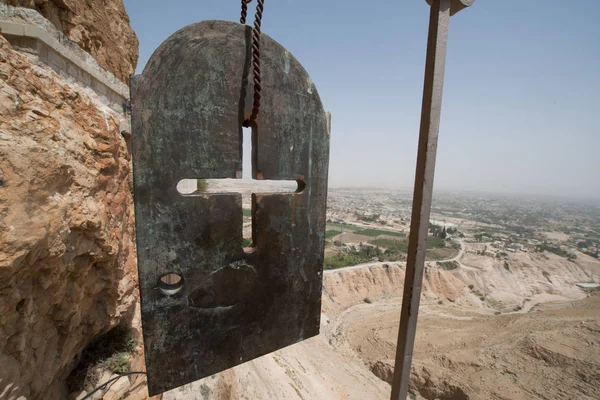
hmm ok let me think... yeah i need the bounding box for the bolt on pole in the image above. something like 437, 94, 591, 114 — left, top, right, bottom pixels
390, 1, 474, 399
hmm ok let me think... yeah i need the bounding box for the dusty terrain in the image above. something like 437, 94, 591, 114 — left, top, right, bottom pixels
346, 294, 600, 400
164, 250, 600, 399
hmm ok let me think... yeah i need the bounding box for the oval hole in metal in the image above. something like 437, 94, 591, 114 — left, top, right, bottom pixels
158, 273, 184, 295
176, 179, 207, 195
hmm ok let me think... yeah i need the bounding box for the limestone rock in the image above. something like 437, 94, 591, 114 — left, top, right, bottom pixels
370, 359, 394, 384
104, 374, 130, 400
5, 0, 138, 83
0, 33, 137, 399
410, 363, 471, 400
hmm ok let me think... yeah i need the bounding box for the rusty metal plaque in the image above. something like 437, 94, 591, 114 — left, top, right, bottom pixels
130, 20, 330, 395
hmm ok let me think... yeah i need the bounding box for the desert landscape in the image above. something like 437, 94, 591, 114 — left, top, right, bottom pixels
1, 1, 598, 399
162, 188, 600, 400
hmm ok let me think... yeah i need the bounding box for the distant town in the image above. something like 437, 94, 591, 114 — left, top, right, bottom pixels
320, 188, 600, 272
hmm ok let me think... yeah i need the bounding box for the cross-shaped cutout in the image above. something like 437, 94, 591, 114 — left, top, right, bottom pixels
132, 20, 329, 394
176, 127, 301, 248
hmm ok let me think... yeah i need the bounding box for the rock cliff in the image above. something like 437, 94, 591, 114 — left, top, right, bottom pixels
0, 24, 137, 400
6, 0, 138, 83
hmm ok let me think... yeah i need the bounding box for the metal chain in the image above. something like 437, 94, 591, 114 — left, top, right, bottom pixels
239, 0, 265, 124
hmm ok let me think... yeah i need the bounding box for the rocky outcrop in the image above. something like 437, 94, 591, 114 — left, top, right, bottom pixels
5, 0, 138, 83
370, 359, 394, 384
409, 363, 470, 400
322, 250, 594, 317
322, 264, 406, 314
322, 263, 469, 315
0, 31, 137, 399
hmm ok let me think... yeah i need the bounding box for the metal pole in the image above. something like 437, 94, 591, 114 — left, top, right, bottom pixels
390, 0, 450, 398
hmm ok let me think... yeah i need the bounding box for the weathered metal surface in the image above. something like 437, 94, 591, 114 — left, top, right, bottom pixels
390, 0, 453, 399
130, 20, 329, 395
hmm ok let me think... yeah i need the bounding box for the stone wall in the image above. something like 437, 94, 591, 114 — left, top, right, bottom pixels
4, 0, 138, 84
0, 8, 138, 400
0, 4, 129, 113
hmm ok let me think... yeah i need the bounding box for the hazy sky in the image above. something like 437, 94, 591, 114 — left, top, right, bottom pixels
124, 0, 600, 199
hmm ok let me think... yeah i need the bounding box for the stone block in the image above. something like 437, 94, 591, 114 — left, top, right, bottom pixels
48, 50, 66, 72
81, 71, 92, 87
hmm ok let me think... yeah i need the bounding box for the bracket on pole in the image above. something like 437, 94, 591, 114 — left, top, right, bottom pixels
425, 0, 474, 16
389, 1, 474, 399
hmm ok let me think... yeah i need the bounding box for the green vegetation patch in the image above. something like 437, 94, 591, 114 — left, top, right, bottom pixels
369, 236, 452, 261
67, 324, 136, 392
242, 208, 252, 217
100, 352, 130, 374
426, 248, 456, 261
427, 236, 446, 249
438, 260, 459, 270
370, 238, 409, 253
474, 233, 496, 242
317, 224, 459, 264
324, 245, 383, 270
538, 244, 578, 261
356, 213, 380, 222
369, 238, 410, 261
325, 230, 342, 239
355, 229, 406, 238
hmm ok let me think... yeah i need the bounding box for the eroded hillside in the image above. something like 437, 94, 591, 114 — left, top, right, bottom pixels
166, 247, 600, 400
